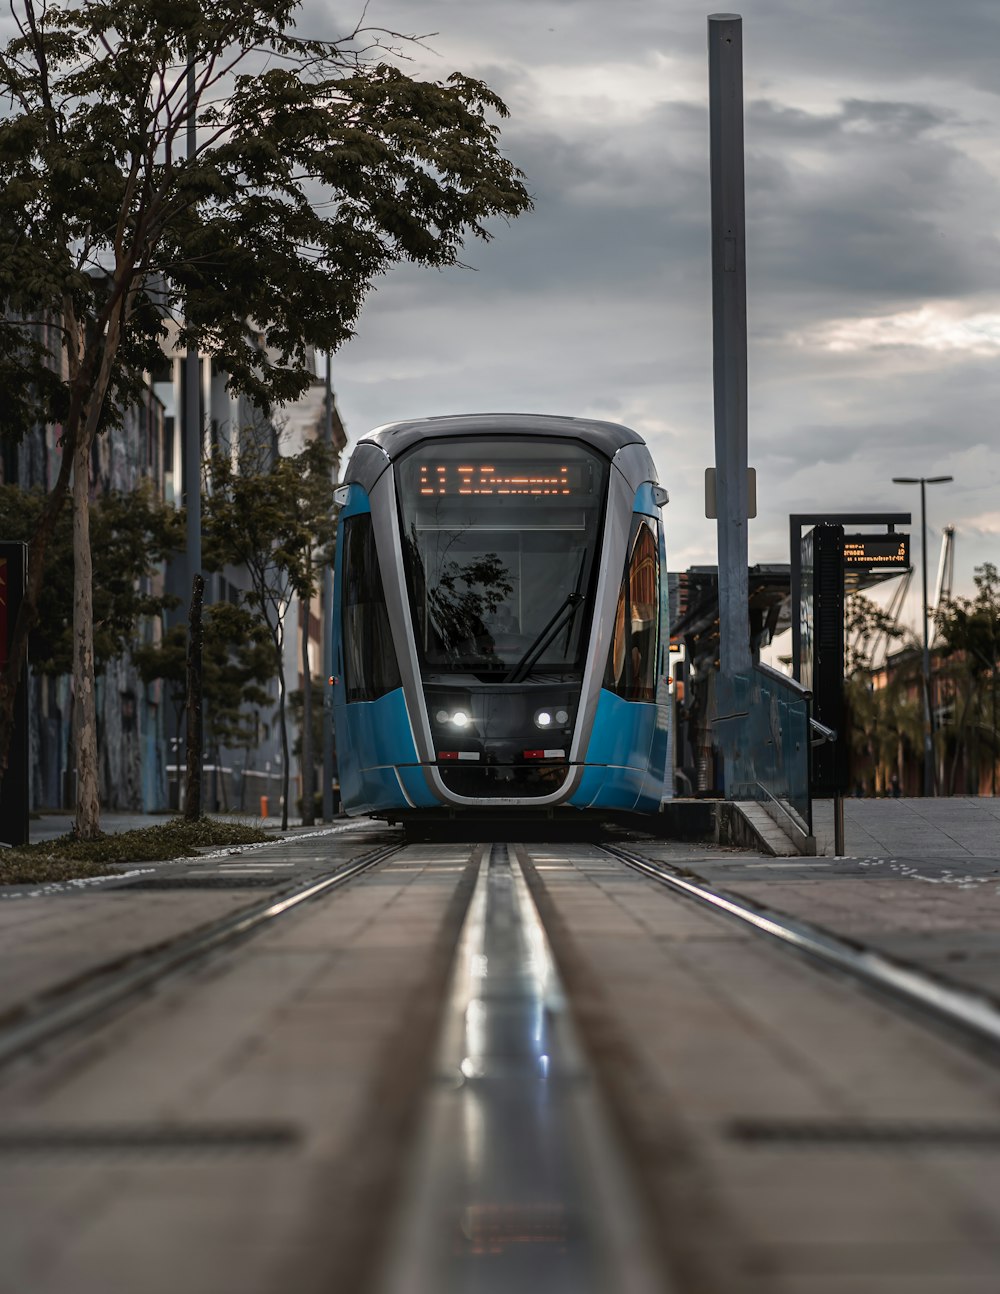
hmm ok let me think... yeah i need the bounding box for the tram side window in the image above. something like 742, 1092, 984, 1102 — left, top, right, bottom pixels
604, 519, 659, 704
342, 514, 402, 702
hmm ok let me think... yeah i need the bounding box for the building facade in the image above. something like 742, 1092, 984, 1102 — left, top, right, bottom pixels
4, 330, 346, 817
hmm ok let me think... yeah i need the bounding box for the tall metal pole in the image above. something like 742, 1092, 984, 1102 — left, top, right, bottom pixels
708, 14, 751, 681
321, 353, 336, 821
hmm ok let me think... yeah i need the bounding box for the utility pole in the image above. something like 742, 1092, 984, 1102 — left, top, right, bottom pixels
708, 13, 751, 797
321, 353, 336, 821
708, 13, 751, 682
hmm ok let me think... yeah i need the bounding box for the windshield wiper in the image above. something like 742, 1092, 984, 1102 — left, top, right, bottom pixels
503, 592, 584, 684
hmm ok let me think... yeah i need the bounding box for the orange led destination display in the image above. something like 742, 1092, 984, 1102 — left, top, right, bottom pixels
418, 461, 589, 496
842, 534, 910, 569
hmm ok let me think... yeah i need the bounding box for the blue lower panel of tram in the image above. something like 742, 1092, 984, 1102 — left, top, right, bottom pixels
340, 685, 665, 816
569, 689, 663, 814
336, 688, 437, 814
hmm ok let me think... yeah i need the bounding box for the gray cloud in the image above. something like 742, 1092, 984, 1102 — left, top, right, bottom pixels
313, 0, 1000, 600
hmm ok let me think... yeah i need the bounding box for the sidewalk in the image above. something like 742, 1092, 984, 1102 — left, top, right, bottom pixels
27, 810, 331, 844
29, 798, 1000, 863
813, 795, 1000, 859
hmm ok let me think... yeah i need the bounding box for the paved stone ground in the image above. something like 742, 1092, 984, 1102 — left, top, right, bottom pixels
0, 819, 391, 1014
4, 802, 1000, 1292
814, 795, 1000, 860
520, 839, 1000, 1294
0, 831, 480, 1294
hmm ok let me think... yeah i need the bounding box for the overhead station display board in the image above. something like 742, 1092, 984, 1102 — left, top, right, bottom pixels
842, 533, 910, 572
790, 512, 911, 681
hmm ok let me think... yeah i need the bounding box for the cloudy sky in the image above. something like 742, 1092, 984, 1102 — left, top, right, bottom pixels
318, 0, 1000, 627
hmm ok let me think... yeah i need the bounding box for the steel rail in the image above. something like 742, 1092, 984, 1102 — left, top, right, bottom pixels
603, 843, 1000, 1054
0, 843, 401, 1070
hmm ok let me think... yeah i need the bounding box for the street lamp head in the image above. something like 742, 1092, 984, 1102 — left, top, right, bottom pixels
892, 477, 919, 484
926, 475, 954, 484
892, 475, 953, 485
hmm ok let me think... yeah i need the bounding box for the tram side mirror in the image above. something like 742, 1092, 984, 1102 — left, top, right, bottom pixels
652, 485, 670, 507
333, 485, 350, 506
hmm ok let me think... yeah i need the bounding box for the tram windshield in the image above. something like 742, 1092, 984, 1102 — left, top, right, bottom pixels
396, 438, 609, 680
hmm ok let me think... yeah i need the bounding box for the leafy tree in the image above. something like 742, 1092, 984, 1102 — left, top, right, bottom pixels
0, 480, 181, 672
203, 430, 338, 830
935, 563, 1000, 795
135, 601, 275, 811
286, 439, 341, 826
844, 590, 915, 793
845, 591, 904, 677
0, 0, 531, 836
289, 673, 324, 814
846, 666, 922, 795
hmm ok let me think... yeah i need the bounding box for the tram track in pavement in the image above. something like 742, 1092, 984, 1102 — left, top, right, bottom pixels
375, 839, 666, 1294
602, 841, 1000, 1060
5, 831, 1000, 1293
17, 829, 995, 1080
0, 838, 402, 1072
512, 838, 1000, 1293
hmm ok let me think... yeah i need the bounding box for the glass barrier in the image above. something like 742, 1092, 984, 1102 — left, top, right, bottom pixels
724, 664, 813, 839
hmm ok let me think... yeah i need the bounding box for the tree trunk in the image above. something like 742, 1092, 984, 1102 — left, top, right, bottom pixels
277, 668, 290, 831
300, 594, 314, 826
184, 574, 204, 820
72, 433, 101, 839
948, 685, 974, 797
216, 740, 229, 812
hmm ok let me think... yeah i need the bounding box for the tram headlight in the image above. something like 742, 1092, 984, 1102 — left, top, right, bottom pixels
530, 709, 569, 729
535, 707, 571, 729
432, 704, 473, 728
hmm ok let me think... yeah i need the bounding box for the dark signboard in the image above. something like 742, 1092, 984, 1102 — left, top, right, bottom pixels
0, 541, 28, 846
842, 533, 910, 571
801, 524, 848, 795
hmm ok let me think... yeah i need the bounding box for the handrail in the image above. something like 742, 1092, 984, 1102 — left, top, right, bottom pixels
810, 717, 836, 747
753, 781, 811, 839
754, 660, 812, 699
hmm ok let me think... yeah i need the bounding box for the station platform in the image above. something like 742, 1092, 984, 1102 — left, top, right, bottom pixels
813, 794, 1000, 860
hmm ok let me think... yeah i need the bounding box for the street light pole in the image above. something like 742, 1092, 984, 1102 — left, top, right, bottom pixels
893, 475, 953, 797
321, 352, 336, 822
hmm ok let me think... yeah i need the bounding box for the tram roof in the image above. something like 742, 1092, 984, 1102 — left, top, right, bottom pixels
357, 413, 646, 460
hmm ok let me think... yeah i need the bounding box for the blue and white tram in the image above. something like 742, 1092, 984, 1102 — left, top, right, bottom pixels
331, 414, 671, 821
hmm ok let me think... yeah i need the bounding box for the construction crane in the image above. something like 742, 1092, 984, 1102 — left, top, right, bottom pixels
931, 524, 956, 644
869, 564, 913, 667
